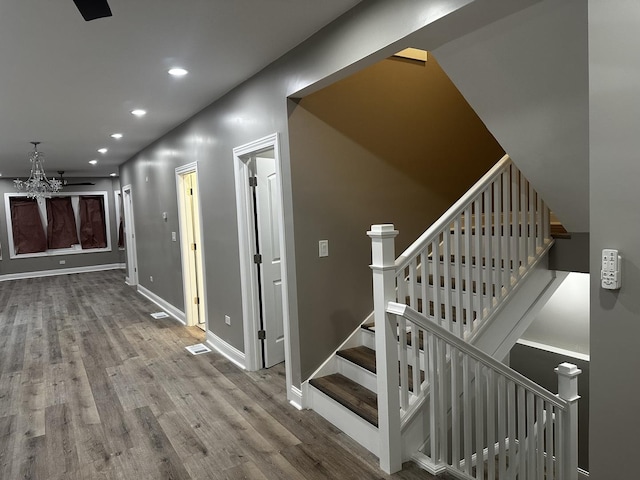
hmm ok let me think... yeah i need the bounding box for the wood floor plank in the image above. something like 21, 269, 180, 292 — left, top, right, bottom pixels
45, 403, 80, 478
130, 405, 192, 480
0, 414, 17, 479
0, 372, 22, 418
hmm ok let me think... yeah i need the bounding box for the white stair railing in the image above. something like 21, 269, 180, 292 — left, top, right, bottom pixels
367, 155, 557, 474
388, 303, 580, 480
395, 154, 551, 346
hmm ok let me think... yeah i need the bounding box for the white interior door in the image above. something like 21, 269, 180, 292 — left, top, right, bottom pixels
122, 185, 138, 285
253, 151, 285, 367
186, 172, 206, 330
176, 166, 207, 331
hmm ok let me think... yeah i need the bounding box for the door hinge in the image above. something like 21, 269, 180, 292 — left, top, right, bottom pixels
258, 330, 266, 340
194, 296, 200, 305
189, 188, 193, 195
253, 253, 262, 264
191, 243, 197, 251
249, 176, 258, 187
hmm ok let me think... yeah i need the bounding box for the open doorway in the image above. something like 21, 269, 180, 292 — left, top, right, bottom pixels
233, 134, 289, 371
176, 163, 207, 331
122, 185, 138, 286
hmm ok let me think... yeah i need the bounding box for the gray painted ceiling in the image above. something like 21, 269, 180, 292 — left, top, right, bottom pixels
0, 0, 360, 178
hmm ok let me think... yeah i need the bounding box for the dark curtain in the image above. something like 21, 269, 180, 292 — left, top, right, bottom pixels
46, 197, 79, 249
10, 198, 47, 254
79, 196, 107, 249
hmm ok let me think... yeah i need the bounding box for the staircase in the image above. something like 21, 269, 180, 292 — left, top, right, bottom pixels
303, 155, 582, 479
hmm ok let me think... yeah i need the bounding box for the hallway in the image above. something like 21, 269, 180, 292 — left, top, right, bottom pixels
0, 270, 441, 479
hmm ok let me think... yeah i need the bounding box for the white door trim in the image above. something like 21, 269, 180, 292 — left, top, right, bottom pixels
233, 133, 293, 381
122, 184, 138, 286
175, 162, 209, 332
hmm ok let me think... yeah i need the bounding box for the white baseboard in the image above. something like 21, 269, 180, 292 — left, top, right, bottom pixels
206, 330, 246, 370
137, 285, 186, 325
0, 263, 125, 282
289, 385, 303, 410
516, 338, 590, 362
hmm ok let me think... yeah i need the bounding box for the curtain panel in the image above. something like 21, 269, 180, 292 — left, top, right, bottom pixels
79, 196, 107, 249
46, 197, 79, 249
10, 198, 47, 254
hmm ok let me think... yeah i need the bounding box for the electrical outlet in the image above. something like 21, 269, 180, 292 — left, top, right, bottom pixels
225, 315, 231, 326
150, 275, 154, 282
171, 231, 177, 242
59, 260, 66, 265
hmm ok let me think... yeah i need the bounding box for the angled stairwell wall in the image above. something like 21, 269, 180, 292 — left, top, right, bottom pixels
430, 0, 589, 233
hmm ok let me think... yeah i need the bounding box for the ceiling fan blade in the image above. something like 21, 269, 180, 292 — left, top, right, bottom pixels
72, 0, 112, 21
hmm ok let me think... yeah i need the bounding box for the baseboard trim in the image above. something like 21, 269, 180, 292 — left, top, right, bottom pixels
289, 385, 303, 410
206, 330, 246, 370
137, 285, 186, 325
516, 338, 590, 362
0, 263, 125, 282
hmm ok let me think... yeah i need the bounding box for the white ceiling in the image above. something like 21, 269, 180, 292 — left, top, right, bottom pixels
0, 0, 361, 178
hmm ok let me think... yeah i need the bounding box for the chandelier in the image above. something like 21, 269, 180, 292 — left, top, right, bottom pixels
14, 142, 63, 199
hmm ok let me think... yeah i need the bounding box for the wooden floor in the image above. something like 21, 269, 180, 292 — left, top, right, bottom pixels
0, 270, 444, 480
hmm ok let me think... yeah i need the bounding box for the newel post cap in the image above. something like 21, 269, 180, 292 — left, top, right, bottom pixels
367, 224, 399, 238
555, 362, 582, 378
556, 362, 581, 403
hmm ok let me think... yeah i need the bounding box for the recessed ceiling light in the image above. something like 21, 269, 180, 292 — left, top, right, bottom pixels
98, 148, 108, 154
168, 67, 188, 77
131, 109, 146, 117
111, 133, 123, 139
110, 173, 117, 177
89, 159, 98, 165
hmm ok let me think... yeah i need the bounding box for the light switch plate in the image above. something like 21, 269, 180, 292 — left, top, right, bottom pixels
319, 240, 329, 257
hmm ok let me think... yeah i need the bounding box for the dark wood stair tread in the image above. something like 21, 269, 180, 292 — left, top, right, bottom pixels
310, 373, 378, 427
336, 346, 425, 391
550, 223, 571, 239
337, 346, 376, 373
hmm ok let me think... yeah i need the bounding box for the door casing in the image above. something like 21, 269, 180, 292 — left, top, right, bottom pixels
122, 184, 138, 286
233, 133, 292, 375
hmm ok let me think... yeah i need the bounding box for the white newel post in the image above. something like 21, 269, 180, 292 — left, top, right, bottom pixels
368, 224, 402, 474
556, 362, 581, 480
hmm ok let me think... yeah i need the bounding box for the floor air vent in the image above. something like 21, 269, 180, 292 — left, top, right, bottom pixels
185, 343, 212, 355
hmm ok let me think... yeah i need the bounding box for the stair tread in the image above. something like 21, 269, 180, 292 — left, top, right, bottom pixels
336, 346, 425, 391
550, 223, 571, 239
310, 373, 378, 427
337, 346, 376, 373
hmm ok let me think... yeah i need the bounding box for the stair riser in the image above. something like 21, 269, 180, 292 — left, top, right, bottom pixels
336, 355, 378, 393
306, 384, 380, 456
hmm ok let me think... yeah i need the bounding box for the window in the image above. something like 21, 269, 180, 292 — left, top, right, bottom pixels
10, 197, 47, 254
4, 191, 112, 258
79, 196, 107, 248
47, 197, 79, 249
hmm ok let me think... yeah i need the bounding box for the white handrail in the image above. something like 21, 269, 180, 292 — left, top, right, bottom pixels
388, 302, 580, 480
387, 302, 568, 410
395, 154, 511, 271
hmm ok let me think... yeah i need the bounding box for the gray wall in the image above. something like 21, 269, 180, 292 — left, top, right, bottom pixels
589, 1, 640, 477
0, 177, 123, 275
521, 272, 589, 357
119, 0, 536, 388
431, 0, 589, 233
